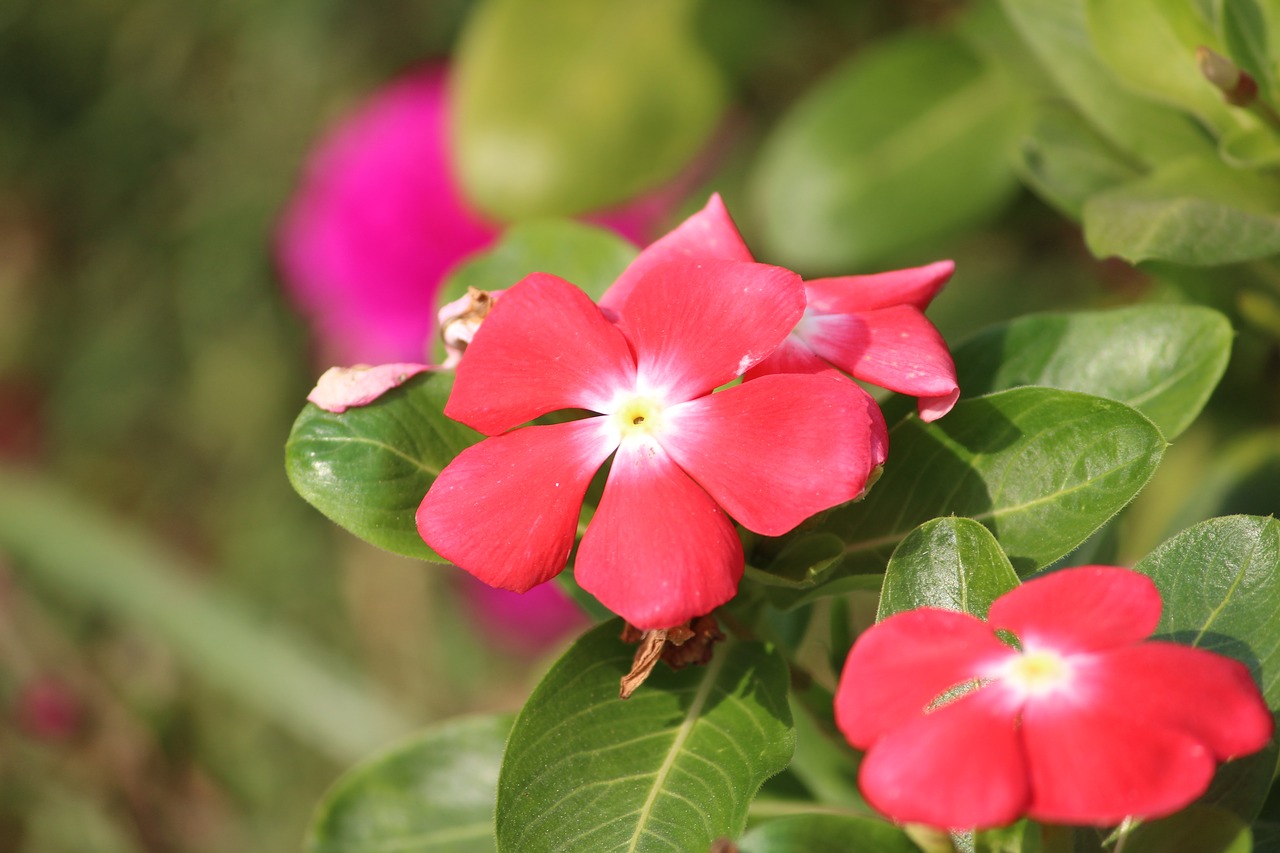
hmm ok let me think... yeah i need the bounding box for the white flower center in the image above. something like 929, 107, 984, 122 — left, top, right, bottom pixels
613, 396, 666, 441
1001, 649, 1072, 698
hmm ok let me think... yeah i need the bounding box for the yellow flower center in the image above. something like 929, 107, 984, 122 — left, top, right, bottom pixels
1004, 649, 1070, 697
614, 396, 666, 440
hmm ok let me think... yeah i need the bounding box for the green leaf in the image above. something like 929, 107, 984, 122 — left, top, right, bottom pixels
759, 388, 1165, 604
452, 0, 724, 219
1086, 0, 1248, 136
879, 518, 1020, 621
1220, 0, 1276, 101
1218, 123, 1280, 169
737, 815, 921, 853
1121, 804, 1252, 853
952, 304, 1233, 440
749, 31, 1023, 273
434, 219, 639, 359
1014, 102, 1141, 219
1083, 158, 1280, 265
1001, 0, 1213, 165
286, 371, 481, 561
1133, 515, 1280, 708
308, 714, 512, 853
496, 621, 794, 852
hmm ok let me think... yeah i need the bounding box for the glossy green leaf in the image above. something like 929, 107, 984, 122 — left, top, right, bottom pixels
452, 0, 724, 219
496, 621, 793, 852
759, 388, 1165, 603
286, 371, 481, 561
1014, 102, 1140, 219
737, 815, 921, 853
953, 304, 1233, 439
879, 518, 1020, 621
434, 219, 639, 358
1199, 740, 1278, 823
1086, 0, 1247, 136
308, 714, 512, 853
1134, 515, 1280, 708
1084, 159, 1280, 265
1121, 804, 1252, 853
749, 31, 1023, 273
1001, 0, 1212, 164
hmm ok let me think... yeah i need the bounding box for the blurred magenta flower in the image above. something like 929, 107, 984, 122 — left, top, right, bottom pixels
277, 65, 677, 365
15, 676, 83, 742
418, 200, 887, 629
834, 566, 1273, 830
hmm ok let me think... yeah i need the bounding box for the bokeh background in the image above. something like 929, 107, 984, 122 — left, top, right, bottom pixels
2, 0, 1278, 849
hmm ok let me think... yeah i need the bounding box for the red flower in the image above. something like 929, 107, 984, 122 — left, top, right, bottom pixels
835, 566, 1273, 830
603, 197, 959, 422
417, 204, 888, 629
747, 262, 960, 421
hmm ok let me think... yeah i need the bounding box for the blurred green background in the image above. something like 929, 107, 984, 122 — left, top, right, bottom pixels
2, 0, 1278, 849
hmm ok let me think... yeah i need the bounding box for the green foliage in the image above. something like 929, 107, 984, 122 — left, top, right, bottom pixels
758, 388, 1165, 602
308, 714, 512, 853
952, 304, 1233, 439
285, 372, 481, 562
1134, 515, 1280, 708
878, 518, 1020, 621
452, 0, 725, 219
737, 814, 921, 852
496, 622, 793, 852
750, 30, 1024, 272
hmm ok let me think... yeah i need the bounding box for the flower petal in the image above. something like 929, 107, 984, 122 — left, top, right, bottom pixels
660, 374, 887, 535
417, 418, 616, 591
1080, 643, 1273, 760
446, 273, 637, 435
804, 260, 955, 313
858, 687, 1029, 830
575, 440, 743, 629
742, 336, 836, 379
598, 193, 753, 313
620, 260, 805, 401
835, 608, 1016, 749
1022, 689, 1217, 825
800, 305, 959, 421
306, 363, 431, 413
988, 566, 1162, 654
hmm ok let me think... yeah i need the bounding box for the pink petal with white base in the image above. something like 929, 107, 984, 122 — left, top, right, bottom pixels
1022, 690, 1217, 825
620, 260, 805, 401
988, 566, 1162, 654
801, 305, 959, 421
1079, 643, 1273, 759
742, 337, 839, 380
859, 686, 1029, 830
661, 374, 887, 535
804, 260, 955, 313
417, 418, 616, 592
836, 608, 1016, 748
599, 193, 753, 313
447, 274, 636, 435
307, 363, 432, 413
575, 441, 743, 630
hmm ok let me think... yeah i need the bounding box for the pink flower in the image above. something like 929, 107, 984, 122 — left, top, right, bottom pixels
746, 262, 960, 421
416, 206, 888, 629
599, 197, 959, 422
277, 66, 678, 365
835, 566, 1274, 830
